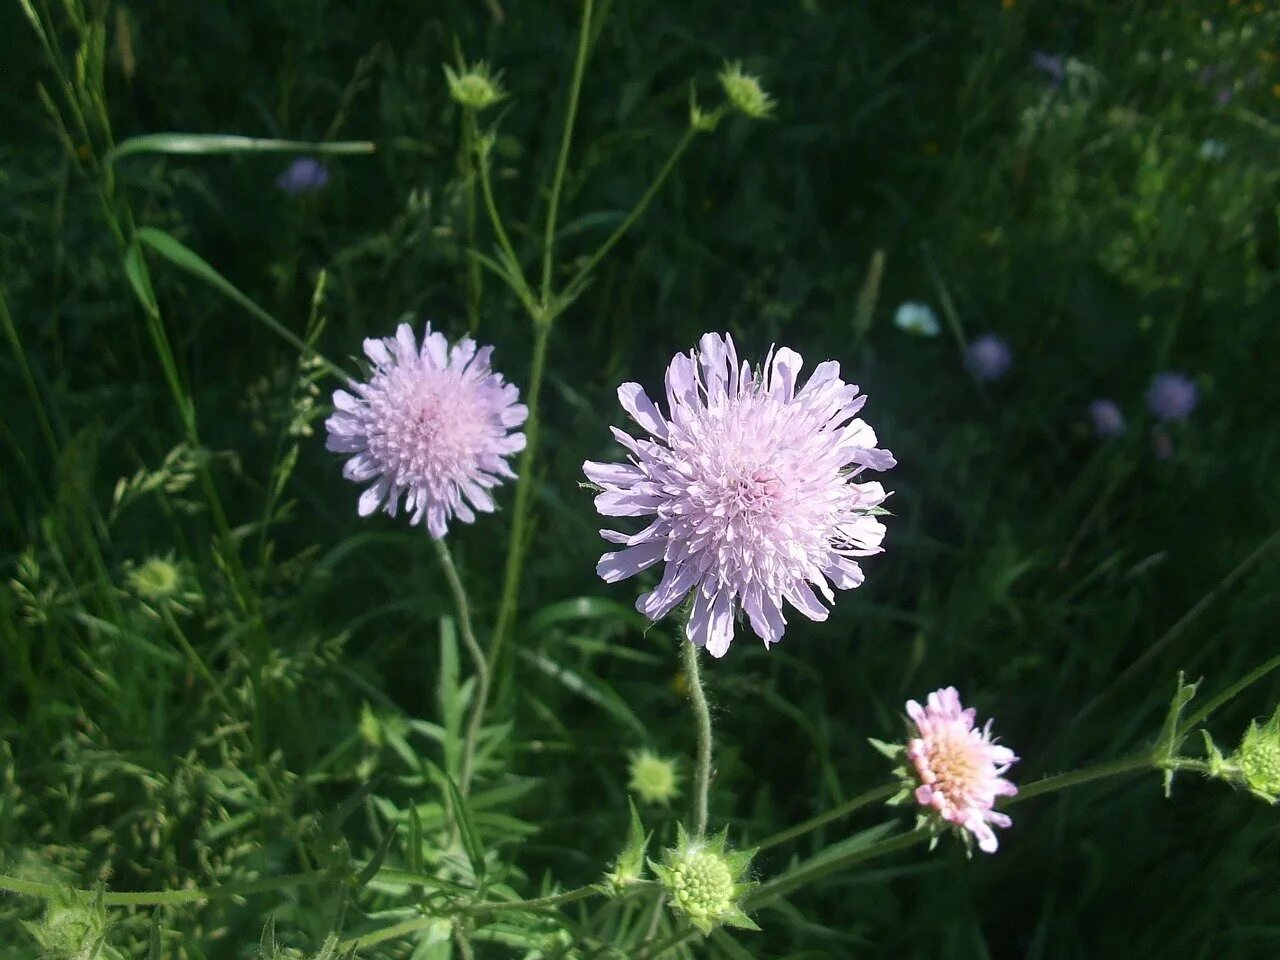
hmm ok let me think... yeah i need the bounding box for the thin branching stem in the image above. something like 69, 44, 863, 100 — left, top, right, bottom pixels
540, 0, 596, 304
488, 319, 552, 672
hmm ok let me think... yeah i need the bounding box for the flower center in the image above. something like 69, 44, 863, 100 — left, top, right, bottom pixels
924, 731, 984, 800
672, 851, 735, 917
369, 372, 489, 488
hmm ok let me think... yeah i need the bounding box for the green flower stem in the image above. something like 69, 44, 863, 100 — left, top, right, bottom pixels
1009, 751, 1155, 804
433, 538, 489, 796
559, 124, 701, 304
488, 318, 552, 673
1177, 649, 1280, 740
747, 828, 929, 908
540, 0, 596, 305
461, 109, 482, 330
338, 886, 601, 951
754, 783, 897, 853
0, 870, 329, 907
476, 142, 535, 312
680, 639, 713, 835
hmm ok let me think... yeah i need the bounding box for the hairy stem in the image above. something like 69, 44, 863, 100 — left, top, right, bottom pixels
1010, 751, 1154, 803
433, 538, 489, 795
681, 639, 713, 835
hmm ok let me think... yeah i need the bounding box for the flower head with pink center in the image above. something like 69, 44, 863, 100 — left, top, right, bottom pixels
325, 322, 527, 538
902, 687, 1018, 853
584, 333, 894, 657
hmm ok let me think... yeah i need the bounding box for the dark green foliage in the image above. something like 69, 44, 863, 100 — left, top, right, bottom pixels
3, 0, 1279, 957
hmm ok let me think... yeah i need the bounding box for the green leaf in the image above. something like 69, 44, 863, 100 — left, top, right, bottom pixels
517, 649, 646, 737
145, 908, 162, 960
1158, 672, 1200, 798
523, 596, 648, 637
106, 133, 374, 165
353, 827, 398, 894
122, 243, 159, 318
443, 772, 487, 883
324, 773, 387, 841
134, 227, 349, 380
437, 616, 465, 779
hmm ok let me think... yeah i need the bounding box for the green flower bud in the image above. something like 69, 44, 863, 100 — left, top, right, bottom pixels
127, 556, 181, 601
717, 62, 775, 120
123, 553, 200, 617
650, 824, 758, 935
600, 800, 650, 896
24, 895, 112, 960
1236, 706, 1280, 802
444, 62, 506, 111
628, 749, 680, 806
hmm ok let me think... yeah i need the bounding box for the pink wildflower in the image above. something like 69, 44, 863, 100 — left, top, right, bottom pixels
585, 332, 894, 657
325, 322, 527, 538
905, 687, 1018, 853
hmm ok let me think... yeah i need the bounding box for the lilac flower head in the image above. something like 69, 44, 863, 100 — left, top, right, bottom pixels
1146, 371, 1198, 422
1030, 51, 1065, 87
325, 323, 527, 538
904, 687, 1018, 854
965, 334, 1012, 382
585, 333, 894, 658
1088, 398, 1126, 438
277, 157, 329, 195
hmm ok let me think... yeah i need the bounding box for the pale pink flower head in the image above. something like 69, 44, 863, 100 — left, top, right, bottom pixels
325, 322, 527, 538
585, 333, 894, 658
905, 687, 1018, 853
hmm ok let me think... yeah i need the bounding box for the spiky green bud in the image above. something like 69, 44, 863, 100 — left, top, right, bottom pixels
122, 553, 200, 617
717, 62, 774, 120
628, 750, 681, 806
444, 62, 506, 111
650, 824, 758, 935
601, 800, 650, 896
1235, 706, 1280, 803
127, 556, 180, 601
24, 894, 113, 960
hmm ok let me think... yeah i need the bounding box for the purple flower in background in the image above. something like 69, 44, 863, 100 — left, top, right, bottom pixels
965, 334, 1013, 382
586, 333, 894, 657
1216, 87, 1233, 106
1030, 51, 1065, 87
277, 157, 329, 195
1089, 398, 1126, 438
325, 323, 527, 538
1146, 372, 1198, 422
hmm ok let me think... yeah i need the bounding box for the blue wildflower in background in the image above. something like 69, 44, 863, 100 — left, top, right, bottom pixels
1146, 372, 1198, 422
1030, 51, 1065, 88
277, 157, 330, 195
1089, 398, 1126, 437
965, 334, 1012, 382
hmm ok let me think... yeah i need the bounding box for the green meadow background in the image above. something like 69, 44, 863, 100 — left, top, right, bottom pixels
3, 1, 1279, 957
